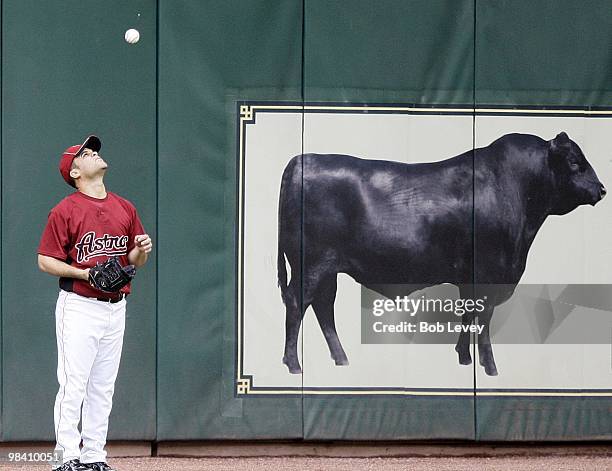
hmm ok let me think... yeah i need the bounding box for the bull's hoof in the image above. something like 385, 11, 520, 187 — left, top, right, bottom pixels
482, 362, 498, 376
458, 354, 472, 365
334, 356, 349, 366
455, 345, 472, 365
478, 349, 498, 376
282, 356, 302, 374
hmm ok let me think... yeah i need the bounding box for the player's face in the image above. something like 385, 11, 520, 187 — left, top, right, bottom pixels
74, 148, 108, 175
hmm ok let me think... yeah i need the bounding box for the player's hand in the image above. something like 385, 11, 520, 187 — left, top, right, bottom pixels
82, 268, 90, 281
135, 234, 153, 254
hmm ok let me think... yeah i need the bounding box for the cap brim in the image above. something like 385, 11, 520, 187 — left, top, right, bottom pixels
74, 135, 102, 157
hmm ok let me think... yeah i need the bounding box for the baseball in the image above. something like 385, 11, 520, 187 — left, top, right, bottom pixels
124, 28, 140, 44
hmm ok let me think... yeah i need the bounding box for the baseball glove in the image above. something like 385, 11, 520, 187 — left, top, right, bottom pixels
88, 256, 136, 293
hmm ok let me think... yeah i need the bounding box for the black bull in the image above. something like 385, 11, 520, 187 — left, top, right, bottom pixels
277, 132, 606, 376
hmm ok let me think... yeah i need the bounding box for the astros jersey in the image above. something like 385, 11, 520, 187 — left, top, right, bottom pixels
38, 191, 145, 298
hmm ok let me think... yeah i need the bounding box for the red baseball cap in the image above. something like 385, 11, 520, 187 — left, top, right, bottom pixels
59, 135, 102, 187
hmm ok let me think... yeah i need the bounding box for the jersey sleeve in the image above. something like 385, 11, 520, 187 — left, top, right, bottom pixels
38, 207, 70, 260
127, 205, 146, 252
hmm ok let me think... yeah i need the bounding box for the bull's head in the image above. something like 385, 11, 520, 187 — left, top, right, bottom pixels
548, 132, 606, 215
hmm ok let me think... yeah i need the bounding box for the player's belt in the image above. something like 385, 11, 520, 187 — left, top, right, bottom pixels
61, 283, 126, 303
96, 293, 126, 303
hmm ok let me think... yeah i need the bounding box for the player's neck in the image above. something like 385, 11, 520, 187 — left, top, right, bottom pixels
77, 179, 107, 199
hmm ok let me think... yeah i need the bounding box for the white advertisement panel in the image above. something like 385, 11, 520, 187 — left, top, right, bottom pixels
236, 104, 612, 397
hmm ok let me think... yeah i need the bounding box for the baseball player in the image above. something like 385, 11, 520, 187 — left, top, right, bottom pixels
37, 135, 152, 471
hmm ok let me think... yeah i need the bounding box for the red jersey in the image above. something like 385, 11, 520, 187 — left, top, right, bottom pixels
38, 191, 146, 298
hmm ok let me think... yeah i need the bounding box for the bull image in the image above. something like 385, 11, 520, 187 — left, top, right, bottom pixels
277, 132, 606, 376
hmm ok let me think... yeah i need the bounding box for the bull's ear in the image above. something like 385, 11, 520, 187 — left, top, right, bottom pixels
549, 131, 571, 160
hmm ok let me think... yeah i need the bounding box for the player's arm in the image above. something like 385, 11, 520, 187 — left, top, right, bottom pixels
38, 254, 89, 280
128, 234, 152, 268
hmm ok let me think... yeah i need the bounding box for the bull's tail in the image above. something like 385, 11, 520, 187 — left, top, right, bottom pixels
277, 248, 288, 306
278, 155, 300, 305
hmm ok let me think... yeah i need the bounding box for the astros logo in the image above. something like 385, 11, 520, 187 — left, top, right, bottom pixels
75, 231, 129, 263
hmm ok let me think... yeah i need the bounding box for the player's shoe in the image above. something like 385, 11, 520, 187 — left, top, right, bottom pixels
82, 462, 117, 471
52, 459, 90, 471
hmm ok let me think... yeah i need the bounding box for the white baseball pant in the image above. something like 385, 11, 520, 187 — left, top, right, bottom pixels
53, 289, 126, 466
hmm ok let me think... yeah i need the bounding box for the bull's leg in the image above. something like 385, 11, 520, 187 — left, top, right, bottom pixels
477, 308, 498, 376
282, 278, 306, 374
311, 275, 348, 366
454, 312, 473, 365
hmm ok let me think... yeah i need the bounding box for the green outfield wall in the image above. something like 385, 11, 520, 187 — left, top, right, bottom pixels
1, 0, 611, 442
